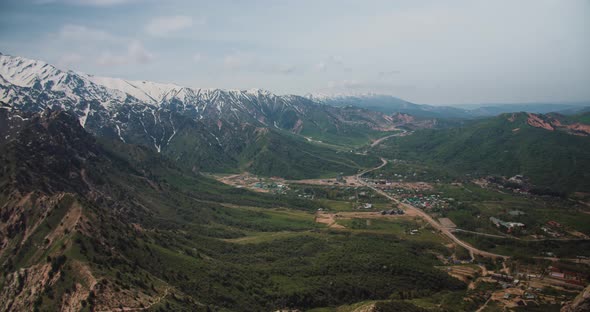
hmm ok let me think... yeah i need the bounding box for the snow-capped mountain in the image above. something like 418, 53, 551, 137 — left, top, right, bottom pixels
0, 54, 136, 125
0, 53, 403, 173
0, 53, 302, 126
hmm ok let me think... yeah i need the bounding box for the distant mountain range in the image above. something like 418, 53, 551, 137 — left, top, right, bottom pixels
1, 53, 414, 178
454, 102, 590, 117
2, 52, 588, 180
309, 93, 589, 119
308, 94, 472, 119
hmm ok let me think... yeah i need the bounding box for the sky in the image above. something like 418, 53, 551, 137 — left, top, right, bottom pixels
0, 0, 589, 104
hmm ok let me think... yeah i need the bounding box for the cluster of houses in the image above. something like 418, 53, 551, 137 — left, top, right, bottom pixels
491, 273, 516, 284
489, 217, 525, 233
491, 274, 541, 304
484, 264, 588, 309
502, 292, 536, 301
541, 227, 563, 238
478, 175, 532, 195
357, 203, 374, 209
253, 181, 287, 194
367, 167, 427, 183
401, 194, 449, 211
370, 180, 432, 191
548, 266, 587, 286
290, 185, 380, 205
541, 221, 563, 238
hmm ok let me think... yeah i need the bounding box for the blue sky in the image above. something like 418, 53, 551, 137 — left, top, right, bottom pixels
0, 0, 589, 104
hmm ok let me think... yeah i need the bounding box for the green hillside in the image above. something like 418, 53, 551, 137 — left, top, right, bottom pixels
569, 111, 590, 124
0, 111, 465, 311
237, 129, 380, 179
373, 113, 590, 192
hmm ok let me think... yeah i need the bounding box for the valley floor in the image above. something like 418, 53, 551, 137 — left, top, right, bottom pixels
210, 150, 590, 311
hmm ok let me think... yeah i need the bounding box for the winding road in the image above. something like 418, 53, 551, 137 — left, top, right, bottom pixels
354, 157, 509, 260
370, 131, 408, 147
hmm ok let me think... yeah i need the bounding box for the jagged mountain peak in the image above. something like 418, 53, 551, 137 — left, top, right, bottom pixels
0, 53, 132, 112
0, 54, 307, 113
0, 52, 409, 174
0, 53, 67, 88
83, 74, 183, 105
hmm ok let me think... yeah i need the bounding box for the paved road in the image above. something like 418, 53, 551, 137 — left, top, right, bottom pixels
354, 158, 509, 260
370, 131, 408, 147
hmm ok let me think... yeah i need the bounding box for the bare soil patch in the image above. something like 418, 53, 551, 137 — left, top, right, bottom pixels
438, 218, 457, 229
315, 210, 418, 229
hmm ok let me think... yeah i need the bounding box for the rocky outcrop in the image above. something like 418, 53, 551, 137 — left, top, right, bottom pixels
527, 113, 554, 131
387, 112, 437, 130
562, 284, 590, 312
0, 263, 56, 311
524, 113, 590, 136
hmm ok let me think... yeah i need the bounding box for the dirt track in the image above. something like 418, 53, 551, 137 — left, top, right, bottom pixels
315, 212, 344, 228
315, 210, 418, 229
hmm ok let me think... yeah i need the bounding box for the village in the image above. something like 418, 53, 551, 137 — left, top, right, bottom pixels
212, 172, 289, 194
443, 260, 588, 310
213, 171, 589, 241
211, 167, 590, 311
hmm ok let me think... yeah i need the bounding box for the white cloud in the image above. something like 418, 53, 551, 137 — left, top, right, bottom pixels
145, 15, 196, 36
36, 0, 140, 6
314, 56, 346, 72
273, 64, 296, 75
97, 51, 127, 66
378, 70, 401, 77
328, 55, 343, 65
47, 24, 154, 67
223, 52, 253, 70
57, 24, 119, 42
221, 52, 296, 75
327, 79, 362, 90
317, 79, 416, 96
127, 41, 154, 64
315, 62, 327, 72
56, 52, 84, 69
192, 53, 202, 63
97, 41, 153, 66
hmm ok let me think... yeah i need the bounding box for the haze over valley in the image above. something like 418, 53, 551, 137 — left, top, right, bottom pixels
1, 1, 589, 311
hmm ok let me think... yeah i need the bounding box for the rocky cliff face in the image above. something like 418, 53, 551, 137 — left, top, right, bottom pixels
0, 110, 180, 311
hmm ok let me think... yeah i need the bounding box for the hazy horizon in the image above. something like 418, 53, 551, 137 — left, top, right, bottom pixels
1, 0, 589, 104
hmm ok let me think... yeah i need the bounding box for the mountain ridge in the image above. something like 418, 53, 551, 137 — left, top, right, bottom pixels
0, 109, 465, 311
0, 53, 399, 177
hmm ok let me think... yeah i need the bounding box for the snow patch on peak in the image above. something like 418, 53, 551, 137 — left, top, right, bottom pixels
0, 53, 136, 111
245, 88, 272, 96
84, 75, 183, 105
0, 54, 65, 88
306, 92, 386, 101
0, 53, 321, 120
